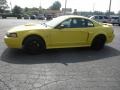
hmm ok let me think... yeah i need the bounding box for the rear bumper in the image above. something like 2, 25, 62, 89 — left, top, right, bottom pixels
106, 33, 115, 43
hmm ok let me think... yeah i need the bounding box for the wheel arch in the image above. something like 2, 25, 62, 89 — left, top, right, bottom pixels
91, 33, 107, 43
22, 34, 46, 48
90, 33, 107, 50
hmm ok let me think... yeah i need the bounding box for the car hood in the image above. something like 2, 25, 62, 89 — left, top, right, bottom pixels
8, 23, 52, 33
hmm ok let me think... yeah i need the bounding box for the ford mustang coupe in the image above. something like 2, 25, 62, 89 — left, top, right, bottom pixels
4, 15, 114, 53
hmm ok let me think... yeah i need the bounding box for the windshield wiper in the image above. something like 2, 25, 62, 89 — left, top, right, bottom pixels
40, 22, 53, 28
40, 23, 47, 27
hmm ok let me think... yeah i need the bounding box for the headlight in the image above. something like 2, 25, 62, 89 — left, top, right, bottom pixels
6, 33, 17, 38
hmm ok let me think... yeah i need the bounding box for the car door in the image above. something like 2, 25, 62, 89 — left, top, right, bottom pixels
50, 18, 94, 48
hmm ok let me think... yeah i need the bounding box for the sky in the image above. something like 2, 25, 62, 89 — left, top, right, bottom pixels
6, 0, 120, 13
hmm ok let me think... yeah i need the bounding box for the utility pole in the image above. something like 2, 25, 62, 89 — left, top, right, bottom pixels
10, 1, 12, 13
92, 3, 95, 15
64, 0, 67, 15
108, 0, 112, 17
39, 0, 42, 14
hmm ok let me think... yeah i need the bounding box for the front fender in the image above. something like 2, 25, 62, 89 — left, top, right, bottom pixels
18, 30, 49, 48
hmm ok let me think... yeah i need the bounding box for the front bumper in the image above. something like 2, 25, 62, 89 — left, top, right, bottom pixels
4, 36, 22, 48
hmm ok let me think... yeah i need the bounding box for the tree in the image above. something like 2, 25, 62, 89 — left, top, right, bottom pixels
49, 1, 61, 10
12, 5, 23, 15
23, 7, 40, 15
24, 7, 29, 13
30, 7, 39, 15
0, 0, 8, 13
23, 7, 30, 15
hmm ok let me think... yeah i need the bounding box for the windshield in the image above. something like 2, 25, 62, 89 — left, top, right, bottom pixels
46, 16, 68, 27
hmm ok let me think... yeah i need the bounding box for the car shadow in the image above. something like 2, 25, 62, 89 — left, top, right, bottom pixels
1, 46, 120, 65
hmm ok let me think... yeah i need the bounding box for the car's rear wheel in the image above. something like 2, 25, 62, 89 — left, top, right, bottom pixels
23, 36, 45, 54
91, 35, 106, 50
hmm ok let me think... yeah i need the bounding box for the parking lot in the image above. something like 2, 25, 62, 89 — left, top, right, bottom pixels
0, 19, 120, 90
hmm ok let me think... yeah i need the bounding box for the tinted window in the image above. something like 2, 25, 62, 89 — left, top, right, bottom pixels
59, 18, 94, 28
87, 20, 94, 27
61, 19, 72, 28
71, 18, 82, 28
83, 19, 94, 27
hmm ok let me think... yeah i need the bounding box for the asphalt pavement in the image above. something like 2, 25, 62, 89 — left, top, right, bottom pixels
0, 19, 120, 90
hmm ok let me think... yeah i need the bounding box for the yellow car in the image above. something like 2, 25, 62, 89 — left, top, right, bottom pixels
4, 15, 114, 53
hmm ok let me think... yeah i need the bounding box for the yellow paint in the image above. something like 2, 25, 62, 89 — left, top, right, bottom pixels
4, 16, 114, 49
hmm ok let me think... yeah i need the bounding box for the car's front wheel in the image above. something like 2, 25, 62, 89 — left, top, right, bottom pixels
91, 35, 106, 50
23, 36, 45, 54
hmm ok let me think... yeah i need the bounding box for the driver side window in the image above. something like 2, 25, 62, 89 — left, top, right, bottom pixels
56, 18, 94, 29
60, 19, 72, 28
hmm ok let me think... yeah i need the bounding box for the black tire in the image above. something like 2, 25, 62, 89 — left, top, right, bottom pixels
119, 24, 120, 26
23, 36, 45, 54
91, 35, 106, 50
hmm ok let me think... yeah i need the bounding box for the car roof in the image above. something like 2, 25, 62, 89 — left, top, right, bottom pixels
58, 15, 90, 20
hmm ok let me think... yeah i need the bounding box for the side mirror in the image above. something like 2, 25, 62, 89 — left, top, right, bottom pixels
57, 24, 65, 29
